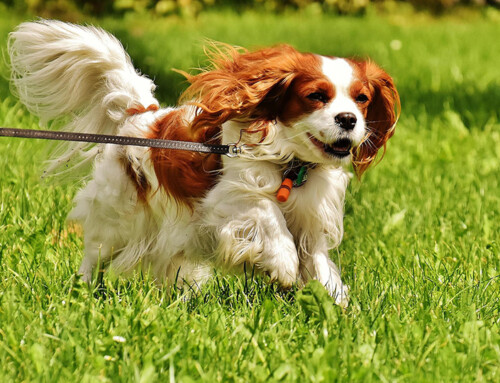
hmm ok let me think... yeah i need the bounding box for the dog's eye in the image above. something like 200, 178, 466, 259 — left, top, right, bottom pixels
307, 92, 329, 103
355, 94, 369, 104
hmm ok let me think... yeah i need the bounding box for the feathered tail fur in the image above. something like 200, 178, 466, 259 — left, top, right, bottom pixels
8, 19, 158, 173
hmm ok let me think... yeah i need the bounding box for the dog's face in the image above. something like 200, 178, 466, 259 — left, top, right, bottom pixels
277, 56, 400, 172
183, 44, 399, 174
278, 57, 368, 166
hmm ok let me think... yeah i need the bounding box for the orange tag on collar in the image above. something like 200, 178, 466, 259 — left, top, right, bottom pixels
276, 178, 293, 202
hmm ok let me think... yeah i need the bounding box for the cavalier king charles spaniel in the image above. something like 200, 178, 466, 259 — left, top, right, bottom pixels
9, 20, 399, 306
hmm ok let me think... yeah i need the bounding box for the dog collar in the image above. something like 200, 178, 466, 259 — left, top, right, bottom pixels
276, 159, 316, 202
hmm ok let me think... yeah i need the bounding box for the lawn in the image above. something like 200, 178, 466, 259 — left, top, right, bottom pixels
0, 6, 499, 382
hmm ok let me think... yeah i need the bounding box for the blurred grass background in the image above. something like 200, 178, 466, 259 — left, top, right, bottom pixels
0, 1, 499, 382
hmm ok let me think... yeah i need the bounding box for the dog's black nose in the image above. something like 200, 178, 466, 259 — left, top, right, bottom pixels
335, 112, 357, 130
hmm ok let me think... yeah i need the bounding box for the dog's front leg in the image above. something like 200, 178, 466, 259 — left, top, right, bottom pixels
211, 199, 299, 289
299, 236, 349, 307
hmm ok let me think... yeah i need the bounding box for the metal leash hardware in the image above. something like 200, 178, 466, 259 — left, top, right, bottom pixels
0, 127, 244, 157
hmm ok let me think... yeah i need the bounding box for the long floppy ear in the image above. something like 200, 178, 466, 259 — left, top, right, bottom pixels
178, 43, 305, 136
353, 61, 400, 175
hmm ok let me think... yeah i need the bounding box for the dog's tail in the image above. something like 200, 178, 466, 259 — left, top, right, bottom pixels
8, 19, 158, 174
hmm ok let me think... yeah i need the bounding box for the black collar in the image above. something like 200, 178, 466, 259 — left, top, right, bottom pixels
282, 159, 316, 187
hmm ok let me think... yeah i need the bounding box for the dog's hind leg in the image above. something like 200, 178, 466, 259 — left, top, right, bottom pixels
71, 180, 129, 283
69, 146, 153, 282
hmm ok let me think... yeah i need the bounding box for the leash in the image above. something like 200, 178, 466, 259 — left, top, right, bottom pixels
0, 127, 243, 157
0, 127, 315, 202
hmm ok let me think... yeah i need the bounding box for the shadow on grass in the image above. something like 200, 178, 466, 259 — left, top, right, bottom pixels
398, 81, 499, 129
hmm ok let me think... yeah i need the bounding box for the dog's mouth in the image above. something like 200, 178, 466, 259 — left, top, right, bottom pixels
308, 134, 352, 158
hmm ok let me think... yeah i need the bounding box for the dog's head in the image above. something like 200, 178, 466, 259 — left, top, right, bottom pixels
181, 44, 400, 175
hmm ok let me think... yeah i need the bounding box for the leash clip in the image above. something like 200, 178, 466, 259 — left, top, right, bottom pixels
225, 143, 248, 158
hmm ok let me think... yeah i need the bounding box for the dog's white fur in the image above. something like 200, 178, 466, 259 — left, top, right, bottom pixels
7, 20, 398, 307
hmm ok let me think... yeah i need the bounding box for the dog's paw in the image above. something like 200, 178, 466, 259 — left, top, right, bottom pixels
312, 256, 349, 307
321, 272, 349, 307
267, 255, 299, 289
269, 266, 298, 290
327, 283, 349, 308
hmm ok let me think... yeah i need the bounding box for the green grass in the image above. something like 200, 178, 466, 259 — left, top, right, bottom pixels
1, 8, 499, 383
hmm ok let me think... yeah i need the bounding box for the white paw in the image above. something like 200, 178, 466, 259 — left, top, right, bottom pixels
314, 256, 349, 307
269, 261, 299, 289
326, 282, 349, 308
266, 249, 300, 289
318, 263, 349, 307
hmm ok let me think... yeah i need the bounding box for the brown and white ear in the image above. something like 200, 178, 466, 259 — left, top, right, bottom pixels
353, 62, 400, 175
178, 43, 302, 136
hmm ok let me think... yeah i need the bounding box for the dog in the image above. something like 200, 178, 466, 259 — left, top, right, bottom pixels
8, 20, 399, 306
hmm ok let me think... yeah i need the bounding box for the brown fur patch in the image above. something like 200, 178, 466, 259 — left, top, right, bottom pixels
179, 44, 326, 135
349, 60, 400, 175
126, 104, 159, 115
121, 156, 151, 203
148, 109, 222, 208
279, 72, 335, 124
